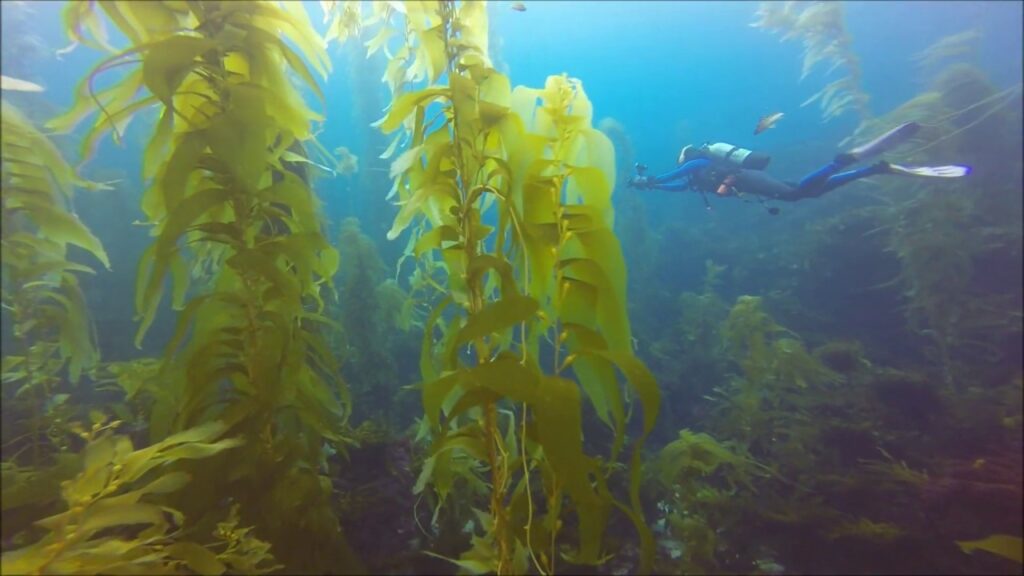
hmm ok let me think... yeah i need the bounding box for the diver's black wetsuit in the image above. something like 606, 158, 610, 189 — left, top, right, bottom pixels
633, 122, 971, 208
644, 153, 888, 202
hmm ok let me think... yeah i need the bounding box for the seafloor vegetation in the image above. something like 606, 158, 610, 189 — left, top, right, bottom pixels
1, 2, 1021, 575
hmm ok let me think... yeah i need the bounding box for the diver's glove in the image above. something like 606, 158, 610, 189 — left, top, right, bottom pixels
629, 163, 653, 189
628, 175, 653, 189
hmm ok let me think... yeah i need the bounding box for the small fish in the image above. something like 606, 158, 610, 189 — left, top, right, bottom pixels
754, 112, 784, 135
0, 75, 44, 92
511, 2, 526, 11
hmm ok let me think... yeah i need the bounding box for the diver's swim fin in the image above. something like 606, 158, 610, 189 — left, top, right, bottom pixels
887, 162, 972, 178
836, 122, 922, 165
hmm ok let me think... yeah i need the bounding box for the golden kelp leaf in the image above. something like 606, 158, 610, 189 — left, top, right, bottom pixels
76, 502, 170, 540
79, 82, 154, 157
957, 534, 1023, 564
577, 349, 659, 437
453, 294, 539, 348
420, 296, 453, 382
566, 166, 612, 214
324, 1, 362, 46
136, 187, 233, 346
0, 75, 44, 92
560, 257, 629, 351
419, 24, 447, 84
28, 203, 110, 270
236, 22, 326, 105
141, 36, 216, 108
150, 129, 206, 216
423, 371, 462, 428
375, 87, 449, 134
228, 249, 302, 303
390, 144, 424, 179
414, 224, 459, 257
111, 1, 194, 46
413, 430, 487, 501
118, 421, 229, 480
478, 73, 511, 126
364, 24, 395, 58
561, 321, 622, 429
205, 97, 272, 194
166, 542, 226, 575
456, 0, 490, 63
533, 374, 608, 563
58, 285, 99, 383
466, 254, 516, 294
446, 387, 502, 421
387, 183, 456, 241
461, 356, 540, 405
45, 71, 123, 136
62, 0, 115, 52
275, 0, 333, 78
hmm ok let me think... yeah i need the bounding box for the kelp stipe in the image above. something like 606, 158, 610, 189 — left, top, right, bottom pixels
1, 100, 109, 465
357, 1, 661, 572
52, 2, 358, 571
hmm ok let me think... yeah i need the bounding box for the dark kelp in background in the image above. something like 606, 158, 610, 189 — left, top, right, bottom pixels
1, 1, 1021, 575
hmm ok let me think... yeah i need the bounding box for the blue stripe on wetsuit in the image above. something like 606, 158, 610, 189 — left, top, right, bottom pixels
795, 160, 887, 198
647, 156, 886, 199
648, 158, 710, 192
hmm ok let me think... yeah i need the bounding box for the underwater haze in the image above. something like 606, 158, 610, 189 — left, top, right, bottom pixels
2, 1, 1022, 574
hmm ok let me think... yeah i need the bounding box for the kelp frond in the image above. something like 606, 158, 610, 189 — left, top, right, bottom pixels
752, 1, 871, 123
913, 27, 981, 72
370, 1, 660, 573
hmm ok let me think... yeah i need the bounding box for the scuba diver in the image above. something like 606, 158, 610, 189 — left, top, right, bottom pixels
628, 122, 971, 214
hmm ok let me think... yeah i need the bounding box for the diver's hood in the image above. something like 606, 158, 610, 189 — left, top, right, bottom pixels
678, 145, 693, 164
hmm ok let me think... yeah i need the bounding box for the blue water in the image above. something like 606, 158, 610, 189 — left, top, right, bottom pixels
6, 0, 1020, 254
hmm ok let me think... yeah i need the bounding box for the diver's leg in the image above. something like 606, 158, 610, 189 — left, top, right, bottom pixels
784, 163, 888, 200
796, 160, 846, 193
799, 122, 923, 193
819, 161, 971, 194
814, 162, 891, 195
770, 185, 807, 202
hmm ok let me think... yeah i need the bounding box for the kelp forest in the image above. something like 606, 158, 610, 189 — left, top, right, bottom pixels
0, 1, 1021, 575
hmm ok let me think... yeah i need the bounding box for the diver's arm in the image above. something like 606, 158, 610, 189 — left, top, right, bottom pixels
650, 158, 711, 185
652, 182, 691, 192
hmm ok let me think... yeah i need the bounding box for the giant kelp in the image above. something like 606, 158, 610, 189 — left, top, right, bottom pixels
332, 217, 419, 427
640, 287, 1021, 573
341, 1, 660, 572
1, 99, 111, 467
838, 64, 1023, 389
47, 2, 357, 571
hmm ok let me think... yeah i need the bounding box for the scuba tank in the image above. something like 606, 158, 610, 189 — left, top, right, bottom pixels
701, 142, 771, 170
